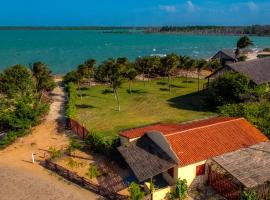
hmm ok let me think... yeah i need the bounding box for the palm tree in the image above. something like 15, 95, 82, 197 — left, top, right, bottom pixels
125, 64, 138, 93
161, 54, 180, 93
76, 64, 87, 99
135, 57, 147, 86
196, 59, 207, 92
84, 59, 96, 86
102, 58, 124, 111
235, 36, 254, 58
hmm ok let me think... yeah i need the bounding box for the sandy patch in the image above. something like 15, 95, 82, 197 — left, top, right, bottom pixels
0, 85, 101, 200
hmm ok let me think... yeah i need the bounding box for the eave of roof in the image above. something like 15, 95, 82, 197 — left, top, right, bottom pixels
118, 135, 177, 182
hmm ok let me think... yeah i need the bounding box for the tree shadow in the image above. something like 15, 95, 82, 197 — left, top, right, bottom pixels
182, 80, 195, 83
160, 88, 170, 92
76, 104, 96, 109
101, 89, 114, 94
126, 89, 147, 94
79, 87, 89, 91
156, 81, 168, 86
167, 90, 212, 112
171, 84, 185, 88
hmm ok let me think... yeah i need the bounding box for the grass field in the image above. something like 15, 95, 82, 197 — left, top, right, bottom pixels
75, 77, 215, 137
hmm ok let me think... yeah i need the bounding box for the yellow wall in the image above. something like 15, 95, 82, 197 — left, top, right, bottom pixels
177, 160, 207, 186
144, 182, 173, 200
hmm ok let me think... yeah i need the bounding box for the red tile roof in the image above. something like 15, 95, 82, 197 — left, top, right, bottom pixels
120, 117, 268, 166
120, 117, 238, 139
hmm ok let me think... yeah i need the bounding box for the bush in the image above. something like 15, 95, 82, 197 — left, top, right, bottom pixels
169, 179, 188, 200
263, 48, 270, 52
238, 55, 248, 62
85, 132, 120, 157
67, 138, 81, 155
63, 71, 78, 85
48, 147, 63, 160
241, 190, 257, 200
205, 72, 251, 107
128, 182, 145, 200
65, 82, 77, 118
85, 164, 101, 179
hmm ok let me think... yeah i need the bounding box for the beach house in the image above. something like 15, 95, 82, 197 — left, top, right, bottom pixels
207, 57, 270, 85
211, 50, 237, 65
118, 117, 270, 200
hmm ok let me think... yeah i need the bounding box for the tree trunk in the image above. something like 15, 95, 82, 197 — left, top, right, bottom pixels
168, 75, 171, 94
197, 70, 200, 92
129, 81, 132, 94
143, 69, 146, 87
114, 89, 120, 112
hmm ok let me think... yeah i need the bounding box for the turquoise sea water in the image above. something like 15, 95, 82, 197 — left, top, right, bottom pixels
0, 30, 270, 74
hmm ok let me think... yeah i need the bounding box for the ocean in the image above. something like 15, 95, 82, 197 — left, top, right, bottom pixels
0, 30, 270, 74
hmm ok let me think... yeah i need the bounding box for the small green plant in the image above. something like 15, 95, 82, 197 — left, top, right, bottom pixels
67, 138, 81, 156
67, 158, 81, 169
128, 182, 145, 200
169, 179, 188, 200
85, 164, 101, 179
48, 147, 63, 160
241, 190, 258, 200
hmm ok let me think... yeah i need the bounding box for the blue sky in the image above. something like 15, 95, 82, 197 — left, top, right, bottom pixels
0, 0, 270, 26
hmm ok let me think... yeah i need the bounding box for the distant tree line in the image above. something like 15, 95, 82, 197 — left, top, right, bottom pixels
0, 62, 55, 148
147, 25, 270, 36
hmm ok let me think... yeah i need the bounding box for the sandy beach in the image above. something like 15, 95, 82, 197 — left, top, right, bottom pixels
0, 84, 101, 200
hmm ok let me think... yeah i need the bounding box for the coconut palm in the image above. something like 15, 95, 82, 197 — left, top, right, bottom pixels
84, 59, 96, 86
161, 54, 180, 93
235, 36, 254, 58
125, 64, 138, 93
196, 59, 207, 92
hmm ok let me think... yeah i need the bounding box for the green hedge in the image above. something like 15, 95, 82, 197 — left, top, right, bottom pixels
0, 98, 49, 149
65, 82, 77, 118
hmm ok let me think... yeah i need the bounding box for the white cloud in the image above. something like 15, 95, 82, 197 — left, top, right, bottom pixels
187, 1, 196, 12
248, 1, 258, 11
159, 5, 177, 13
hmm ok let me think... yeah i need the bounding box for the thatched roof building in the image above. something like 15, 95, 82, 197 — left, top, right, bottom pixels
207, 57, 270, 85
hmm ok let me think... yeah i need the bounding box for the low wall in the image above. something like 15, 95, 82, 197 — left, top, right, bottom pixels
44, 159, 128, 200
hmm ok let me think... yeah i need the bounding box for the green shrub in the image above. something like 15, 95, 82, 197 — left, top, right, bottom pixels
67, 138, 81, 155
238, 55, 248, 62
205, 72, 252, 107
67, 158, 83, 169
65, 82, 77, 118
48, 147, 63, 160
128, 182, 145, 200
85, 164, 101, 179
85, 132, 120, 156
263, 48, 270, 52
241, 190, 257, 200
169, 179, 188, 200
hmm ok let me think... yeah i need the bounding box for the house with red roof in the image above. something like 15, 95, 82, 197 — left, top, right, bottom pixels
118, 117, 269, 200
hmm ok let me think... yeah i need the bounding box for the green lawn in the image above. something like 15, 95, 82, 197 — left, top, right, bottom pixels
75, 77, 214, 137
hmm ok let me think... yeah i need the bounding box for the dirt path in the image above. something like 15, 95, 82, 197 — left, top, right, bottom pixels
0, 84, 101, 200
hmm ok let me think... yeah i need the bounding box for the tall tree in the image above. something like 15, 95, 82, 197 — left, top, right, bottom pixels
76, 64, 87, 99
31, 62, 56, 100
161, 54, 180, 93
84, 59, 96, 86
102, 58, 124, 111
125, 64, 138, 93
235, 36, 254, 57
0, 64, 34, 98
196, 59, 207, 92
135, 57, 147, 86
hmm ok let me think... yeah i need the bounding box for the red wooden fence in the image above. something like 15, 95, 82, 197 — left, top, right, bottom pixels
67, 118, 88, 140
208, 167, 241, 200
